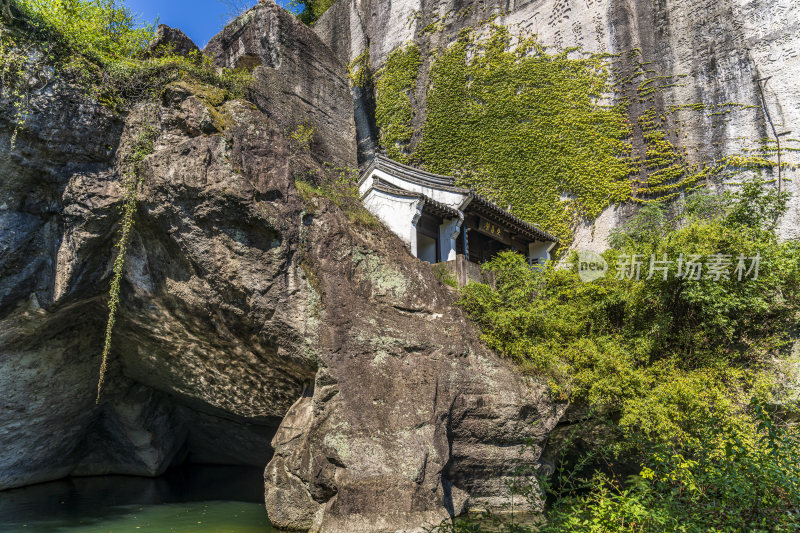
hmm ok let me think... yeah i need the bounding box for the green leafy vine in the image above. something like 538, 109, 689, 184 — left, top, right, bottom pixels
372, 23, 790, 247
374, 43, 421, 164
96, 124, 155, 403
347, 49, 370, 89
412, 25, 633, 248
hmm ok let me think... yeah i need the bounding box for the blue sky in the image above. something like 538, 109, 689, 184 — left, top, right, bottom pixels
125, 0, 294, 48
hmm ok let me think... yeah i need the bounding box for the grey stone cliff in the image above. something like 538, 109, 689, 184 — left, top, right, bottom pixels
0, 3, 564, 531
314, 0, 800, 248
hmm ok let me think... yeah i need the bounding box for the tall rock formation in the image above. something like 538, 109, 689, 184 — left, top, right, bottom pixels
314, 0, 800, 248
0, 3, 564, 532
6, 0, 795, 530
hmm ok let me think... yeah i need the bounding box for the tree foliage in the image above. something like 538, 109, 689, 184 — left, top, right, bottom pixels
14, 0, 153, 63
456, 180, 800, 530
6, 0, 251, 110
290, 0, 334, 24
544, 400, 800, 532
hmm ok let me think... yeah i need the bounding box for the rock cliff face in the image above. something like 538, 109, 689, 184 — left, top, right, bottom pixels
0, 2, 564, 531
204, 3, 357, 170
6, 0, 795, 530
314, 0, 800, 248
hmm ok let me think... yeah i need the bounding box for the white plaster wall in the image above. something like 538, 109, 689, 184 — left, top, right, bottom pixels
529, 241, 556, 264
358, 174, 375, 197
363, 189, 421, 253
439, 218, 462, 262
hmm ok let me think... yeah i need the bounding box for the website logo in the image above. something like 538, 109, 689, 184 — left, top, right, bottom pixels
577, 250, 608, 283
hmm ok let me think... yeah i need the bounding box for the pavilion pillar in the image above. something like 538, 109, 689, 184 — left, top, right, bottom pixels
439, 217, 463, 262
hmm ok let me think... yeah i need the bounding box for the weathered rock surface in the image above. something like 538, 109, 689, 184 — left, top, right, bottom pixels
0, 40, 293, 490
146, 24, 200, 59
260, 214, 564, 530
0, 3, 564, 531
204, 1, 357, 170
315, 0, 800, 247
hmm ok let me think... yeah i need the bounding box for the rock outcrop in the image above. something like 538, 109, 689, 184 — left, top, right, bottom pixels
146, 24, 200, 59
314, 0, 800, 248
0, 3, 564, 531
204, 1, 357, 170
0, 29, 298, 490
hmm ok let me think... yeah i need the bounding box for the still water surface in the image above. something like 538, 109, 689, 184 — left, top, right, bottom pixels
0, 465, 278, 532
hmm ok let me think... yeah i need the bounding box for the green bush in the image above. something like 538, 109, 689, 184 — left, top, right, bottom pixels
5, 0, 251, 109
544, 400, 800, 533
461, 178, 797, 411
456, 179, 800, 530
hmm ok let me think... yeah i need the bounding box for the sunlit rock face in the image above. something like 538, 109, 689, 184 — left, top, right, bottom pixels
0, 28, 313, 491
315, 0, 800, 250
204, 1, 358, 170
1, 4, 566, 532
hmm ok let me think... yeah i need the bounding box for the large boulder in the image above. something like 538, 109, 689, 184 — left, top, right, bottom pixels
204, 1, 357, 170
145, 24, 200, 59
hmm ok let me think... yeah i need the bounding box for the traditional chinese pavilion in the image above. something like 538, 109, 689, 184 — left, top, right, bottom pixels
359, 156, 558, 282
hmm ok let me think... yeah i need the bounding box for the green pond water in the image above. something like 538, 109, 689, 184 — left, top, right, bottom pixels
0, 465, 279, 532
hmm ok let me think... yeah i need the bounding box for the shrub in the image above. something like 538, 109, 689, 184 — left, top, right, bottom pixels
544, 400, 800, 533
5, 0, 251, 110
295, 164, 378, 227
457, 178, 800, 529
14, 0, 153, 63
461, 179, 798, 416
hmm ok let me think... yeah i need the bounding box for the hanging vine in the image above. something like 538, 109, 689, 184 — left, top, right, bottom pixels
96, 123, 155, 403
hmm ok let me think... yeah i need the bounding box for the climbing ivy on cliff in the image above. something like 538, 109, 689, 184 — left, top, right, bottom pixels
617, 50, 784, 204
374, 44, 421, 164
372, 24, 792, 247
412, 26, 633, 247
347, 49, 370, 89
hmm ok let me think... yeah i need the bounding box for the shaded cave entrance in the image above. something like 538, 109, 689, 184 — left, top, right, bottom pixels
77, 383, 285, 487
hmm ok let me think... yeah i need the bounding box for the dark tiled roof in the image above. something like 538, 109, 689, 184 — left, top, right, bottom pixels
464, 193, 559, 243
359, 155, 465, 191
371, 179, 463, 219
